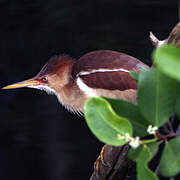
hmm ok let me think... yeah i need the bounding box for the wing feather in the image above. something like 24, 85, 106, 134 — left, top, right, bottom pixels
72, 50, 149, 91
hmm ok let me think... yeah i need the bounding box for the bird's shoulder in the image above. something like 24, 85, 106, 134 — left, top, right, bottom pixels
72, 50, 149, 76
71, 50, 149, 91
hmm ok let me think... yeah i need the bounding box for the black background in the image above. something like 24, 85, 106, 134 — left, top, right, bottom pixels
0, 1, 178, 180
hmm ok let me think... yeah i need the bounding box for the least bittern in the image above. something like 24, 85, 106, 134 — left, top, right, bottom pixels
3, 50, 149, 113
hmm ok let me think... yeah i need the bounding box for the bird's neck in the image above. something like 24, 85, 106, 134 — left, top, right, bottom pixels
56, 80, 88, 113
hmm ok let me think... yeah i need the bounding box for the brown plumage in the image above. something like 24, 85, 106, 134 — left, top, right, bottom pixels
2, 50, 149, 113
72, 50, 149, 91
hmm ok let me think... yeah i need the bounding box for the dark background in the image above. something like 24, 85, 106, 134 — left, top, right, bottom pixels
0, 1, 178, 180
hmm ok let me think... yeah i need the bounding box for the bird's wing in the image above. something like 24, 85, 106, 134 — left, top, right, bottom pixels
72, 50, 149, 91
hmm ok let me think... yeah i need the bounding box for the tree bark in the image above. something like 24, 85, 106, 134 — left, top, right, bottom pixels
90, 145, 134, 180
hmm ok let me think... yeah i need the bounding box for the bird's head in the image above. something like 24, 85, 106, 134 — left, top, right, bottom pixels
2, 55, 75, 95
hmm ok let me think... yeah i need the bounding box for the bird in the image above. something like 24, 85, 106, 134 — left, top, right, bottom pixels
2, 50, 149, 113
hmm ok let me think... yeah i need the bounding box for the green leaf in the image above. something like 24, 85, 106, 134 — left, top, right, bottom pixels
137, 146, 159, 180
105, 98, 148, 137
138, 68, 178, 127
147, 142, 159, 158
130, 70, 139, 81
160, 138, 180, 177
128, 145, 143, 161
128, 142, 159, 162
154, 45, 180, 81
84, 97, 133, 146
175, 92, 180, 120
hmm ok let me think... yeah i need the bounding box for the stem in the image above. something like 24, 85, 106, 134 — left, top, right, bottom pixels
141, 137, 158, 144
167, 121, 174, 132
163, 128, 171, 134
155, 163, 160, 175
166, 133, 178, 138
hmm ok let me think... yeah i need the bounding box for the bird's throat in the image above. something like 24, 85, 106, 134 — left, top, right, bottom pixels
56, 82, 88, 113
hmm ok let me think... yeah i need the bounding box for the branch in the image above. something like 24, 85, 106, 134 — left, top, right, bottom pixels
90, 145, 134, 180
150, 22, 180, 48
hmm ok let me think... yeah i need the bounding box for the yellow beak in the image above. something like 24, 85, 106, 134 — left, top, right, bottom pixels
2, 79, 40, 89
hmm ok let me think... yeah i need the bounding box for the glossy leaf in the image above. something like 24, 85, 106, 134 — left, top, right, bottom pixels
147, 142, 159, 159
154, 45, 180, 81
105, 98, 148, 137
138, 68, 178, 127
128, 142, 159, 161
130, 70, 139, 81
128, 145, 143, 161
175, 93, 180, 120
160, 138, 180, 177
84, 97, 133, 146
137, 146, 159, 180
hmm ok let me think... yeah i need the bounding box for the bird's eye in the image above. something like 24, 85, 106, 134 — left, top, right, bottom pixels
42, 77, 48, 82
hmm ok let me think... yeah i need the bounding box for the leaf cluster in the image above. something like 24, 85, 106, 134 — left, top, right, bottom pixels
84, 45, 180, 179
